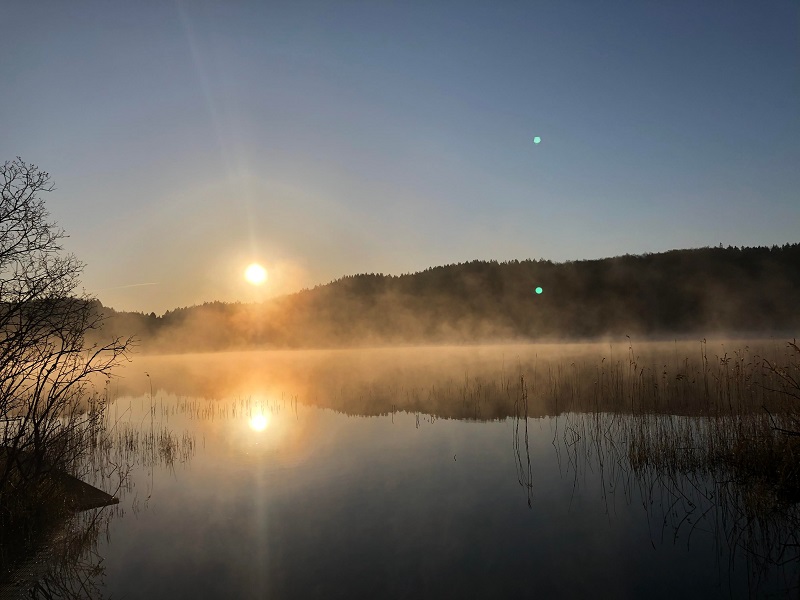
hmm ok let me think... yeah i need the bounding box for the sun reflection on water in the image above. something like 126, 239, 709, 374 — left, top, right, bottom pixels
249, 413, 270, 431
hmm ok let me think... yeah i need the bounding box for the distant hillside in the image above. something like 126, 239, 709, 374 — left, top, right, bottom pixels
97, 244, 800, 351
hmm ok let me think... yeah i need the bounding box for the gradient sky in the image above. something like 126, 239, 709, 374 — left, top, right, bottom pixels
2, 1, 798, 313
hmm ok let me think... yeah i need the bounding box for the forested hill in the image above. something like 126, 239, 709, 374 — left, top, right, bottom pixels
98, 244, 800, 351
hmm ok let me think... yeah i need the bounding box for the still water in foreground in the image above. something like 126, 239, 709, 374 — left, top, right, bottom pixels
13, 343, 800, 597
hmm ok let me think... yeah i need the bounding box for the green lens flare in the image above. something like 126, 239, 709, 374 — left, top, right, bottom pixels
533, 136, 541, 144
535, 287, 543, 294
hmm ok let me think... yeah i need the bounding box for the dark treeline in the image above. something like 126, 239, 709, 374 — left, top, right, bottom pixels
98, 243, 800, 351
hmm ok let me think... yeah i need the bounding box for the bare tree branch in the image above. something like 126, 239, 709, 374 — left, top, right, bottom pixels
0, 158, 131, 522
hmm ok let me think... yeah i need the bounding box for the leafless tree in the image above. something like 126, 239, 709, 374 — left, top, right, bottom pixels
0, 158, 131, 522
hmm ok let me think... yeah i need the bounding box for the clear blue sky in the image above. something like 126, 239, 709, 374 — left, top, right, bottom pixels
2, 1, 798, 312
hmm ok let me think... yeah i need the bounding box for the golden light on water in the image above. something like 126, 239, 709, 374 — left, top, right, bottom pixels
244, 263, 267, 285
249, 413, 269, 431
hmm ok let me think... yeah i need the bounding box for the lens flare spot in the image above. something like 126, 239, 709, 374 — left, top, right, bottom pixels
244, 263, 267, 285
535, 286, 543, 294
533, 136, 542, 144
250, 414, 269, 431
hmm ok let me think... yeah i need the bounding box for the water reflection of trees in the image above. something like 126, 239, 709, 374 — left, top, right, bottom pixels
114, 340, 798, 424
5, 510, 113, 599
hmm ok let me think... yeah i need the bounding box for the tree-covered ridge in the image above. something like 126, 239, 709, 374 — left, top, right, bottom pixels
101, 244, 800, 351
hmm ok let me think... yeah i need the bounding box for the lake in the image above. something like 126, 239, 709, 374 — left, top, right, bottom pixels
8, 342, 800, 598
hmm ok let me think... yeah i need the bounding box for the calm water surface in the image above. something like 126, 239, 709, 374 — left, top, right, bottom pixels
26, 345, 800, 598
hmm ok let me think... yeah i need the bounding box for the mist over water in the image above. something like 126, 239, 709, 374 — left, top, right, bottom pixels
14, 340, 791, 599
97, 245, 800, 353
109, 337, 797, 419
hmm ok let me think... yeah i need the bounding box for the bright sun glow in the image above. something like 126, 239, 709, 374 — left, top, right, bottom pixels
244, 263, 267, 285
249, 414, 269, 431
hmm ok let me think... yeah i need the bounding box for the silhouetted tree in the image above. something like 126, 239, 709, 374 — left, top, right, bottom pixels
0, 158, 131, 522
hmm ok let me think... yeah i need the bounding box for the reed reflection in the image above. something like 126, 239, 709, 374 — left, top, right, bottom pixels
512, 376, 534, 508
548, 409, 800, 597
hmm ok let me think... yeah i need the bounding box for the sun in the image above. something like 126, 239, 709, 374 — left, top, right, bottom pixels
244, 263, 267, 285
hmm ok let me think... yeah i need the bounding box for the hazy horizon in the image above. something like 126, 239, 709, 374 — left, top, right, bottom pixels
95, 240, 798, 316
2, 1, 798, 313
